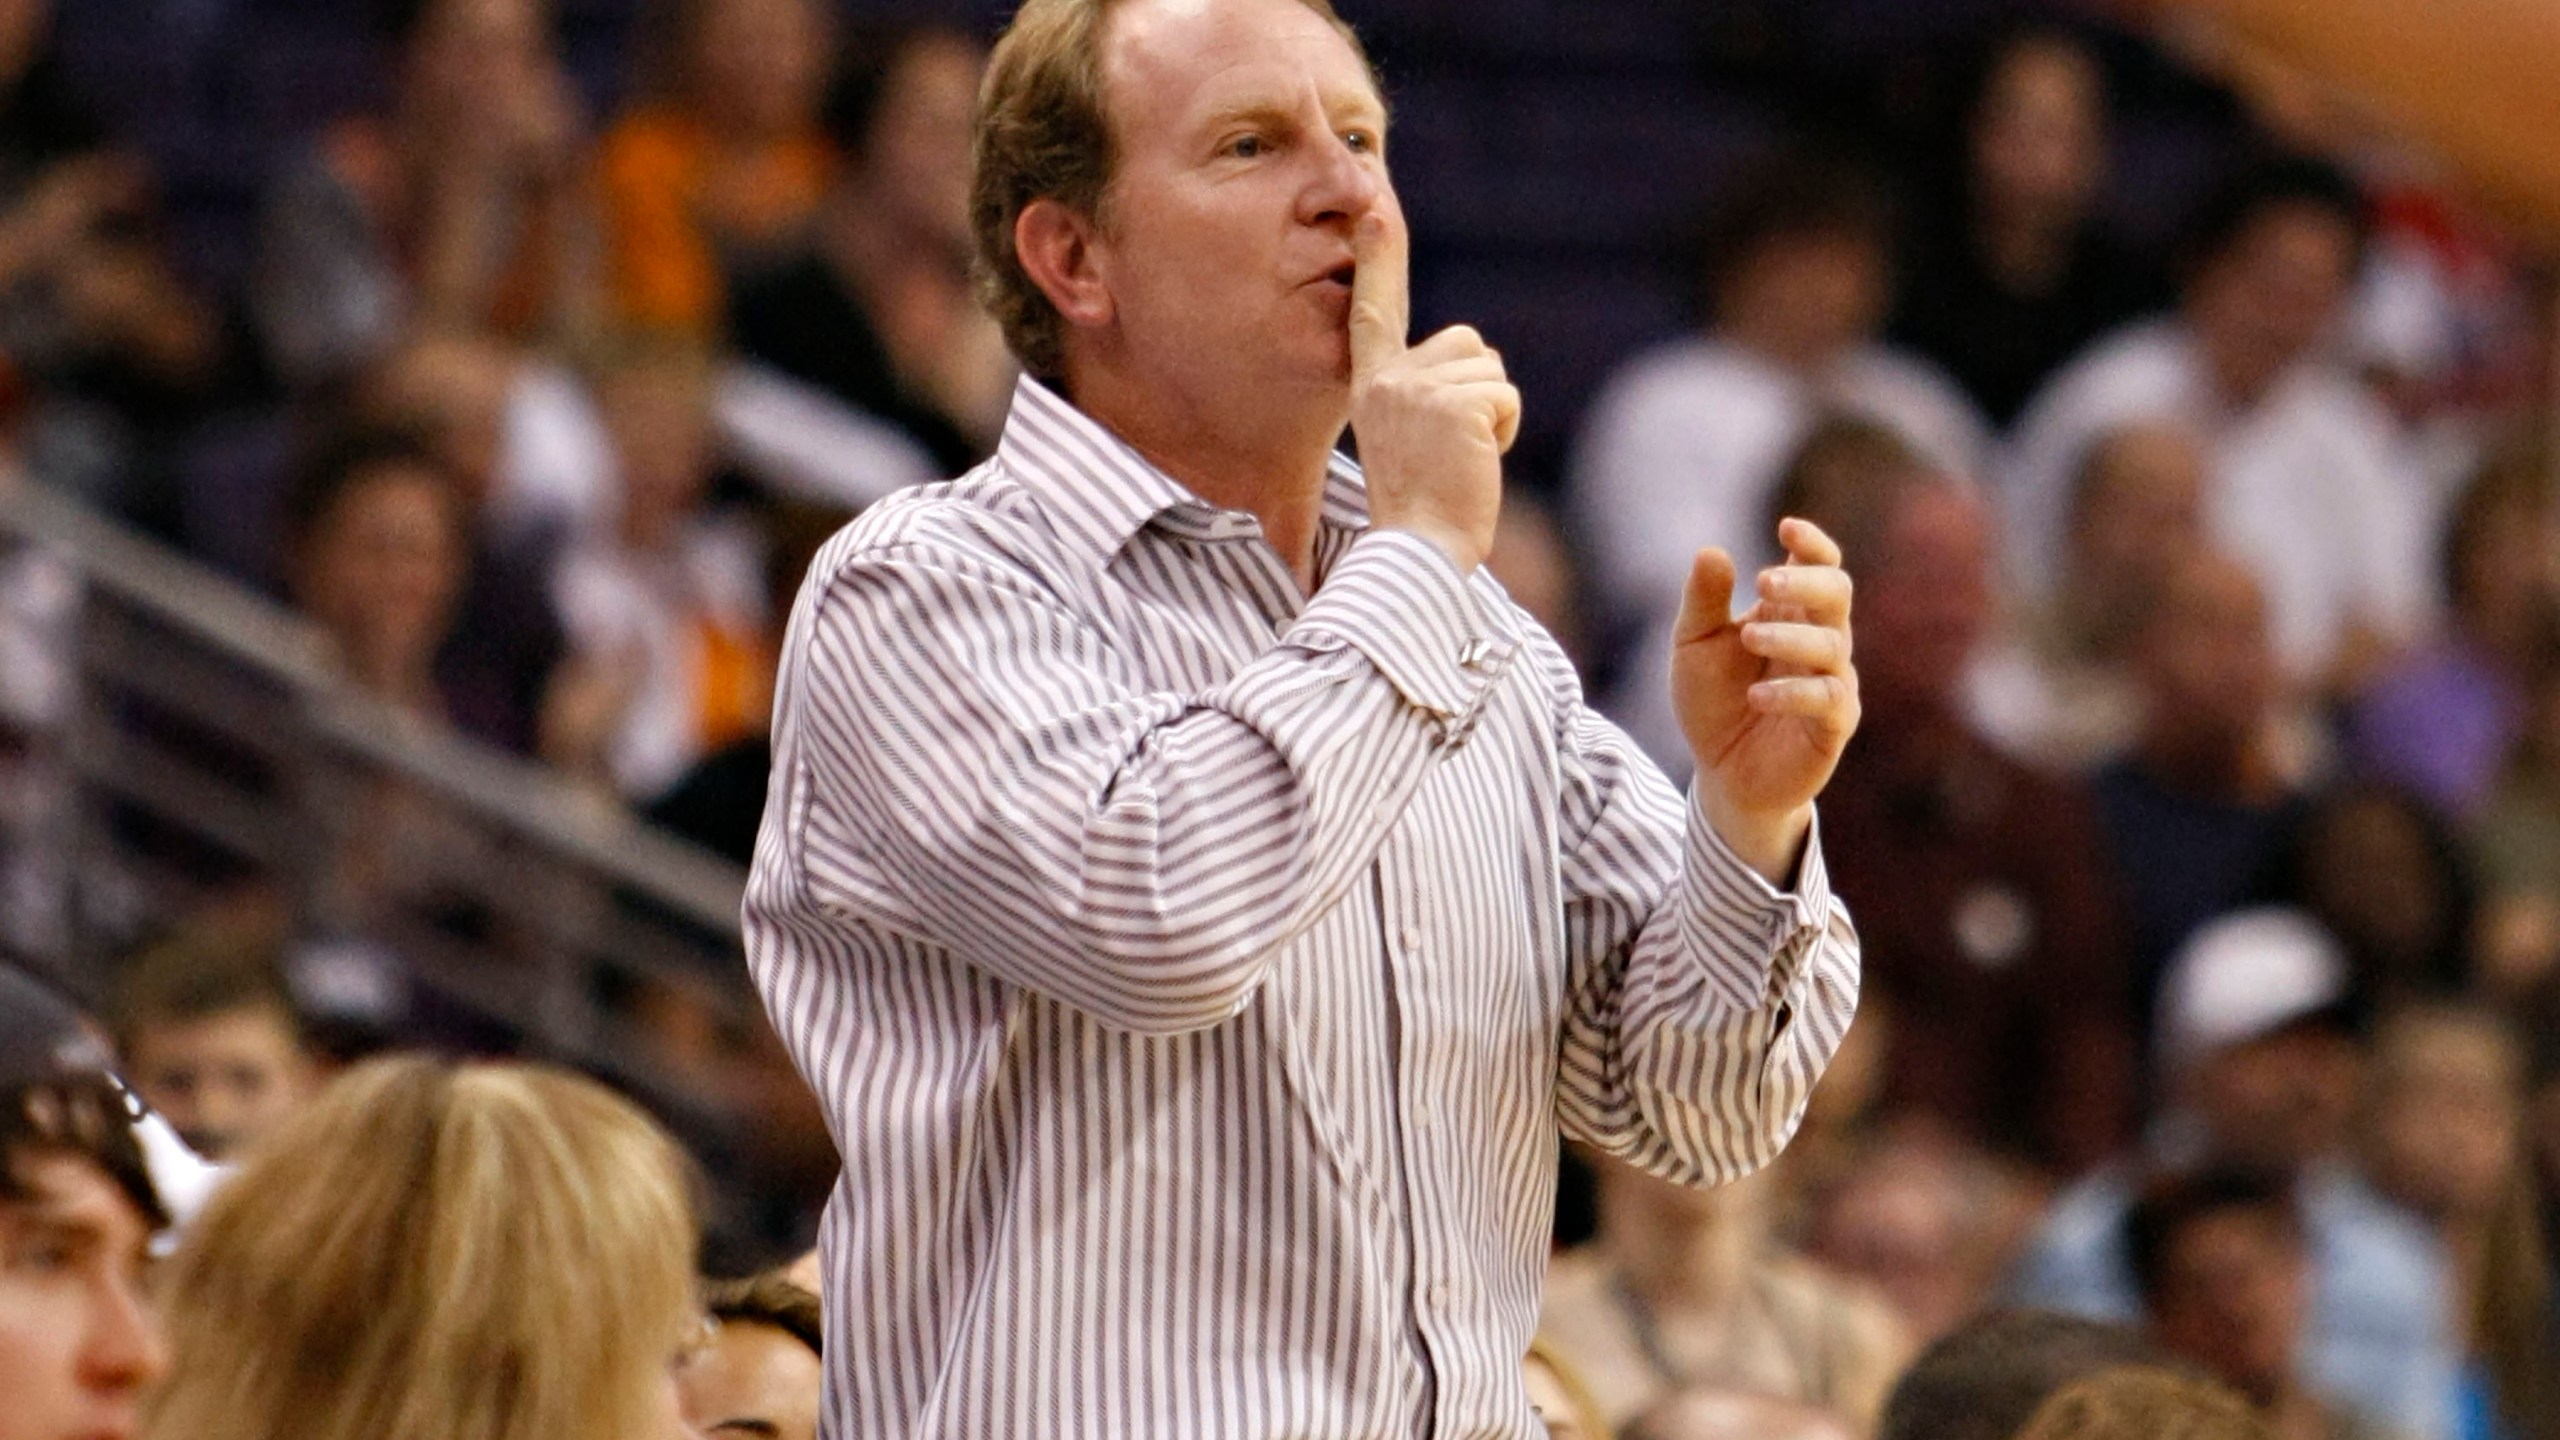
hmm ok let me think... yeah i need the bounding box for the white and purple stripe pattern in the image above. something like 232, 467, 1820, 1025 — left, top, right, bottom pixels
745, 376, 1859, 1439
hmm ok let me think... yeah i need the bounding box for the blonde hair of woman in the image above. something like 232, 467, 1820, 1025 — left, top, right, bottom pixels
143, 1055, 700, 1440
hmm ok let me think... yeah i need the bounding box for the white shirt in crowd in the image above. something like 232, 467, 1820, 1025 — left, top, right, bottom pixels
2000, 317, 2435, 681
1569, 335, 1991, 629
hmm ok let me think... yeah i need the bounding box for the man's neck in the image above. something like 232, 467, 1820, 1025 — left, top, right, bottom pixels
1066, 357, 1345, 591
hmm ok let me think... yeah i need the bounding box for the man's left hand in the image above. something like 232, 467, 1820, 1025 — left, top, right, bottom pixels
1671, 517, 1860, 884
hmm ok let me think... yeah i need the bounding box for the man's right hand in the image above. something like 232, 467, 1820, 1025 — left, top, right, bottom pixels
1347, 211, 1518, 574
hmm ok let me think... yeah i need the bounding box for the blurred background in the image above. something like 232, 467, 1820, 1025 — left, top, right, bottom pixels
2, 0, 2557, 1435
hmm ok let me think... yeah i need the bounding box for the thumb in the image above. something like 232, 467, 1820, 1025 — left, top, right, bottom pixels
1673, 547, 1739, 646
1348, 210, 1408, 385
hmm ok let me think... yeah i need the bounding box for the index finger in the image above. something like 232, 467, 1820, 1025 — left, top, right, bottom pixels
1777, 516, 1845, 569
1349, 210, 1410, 385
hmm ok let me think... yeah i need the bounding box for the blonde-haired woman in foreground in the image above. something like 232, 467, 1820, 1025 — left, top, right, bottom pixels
142, 1055, 702, 1440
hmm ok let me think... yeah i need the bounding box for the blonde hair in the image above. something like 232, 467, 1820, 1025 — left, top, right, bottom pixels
2013, 1366, 2272, 1440
968, 0, 1368, 379
143, 1055, 699, 1440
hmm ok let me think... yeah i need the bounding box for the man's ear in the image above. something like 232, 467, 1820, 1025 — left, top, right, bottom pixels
1015, 197, 1114, 334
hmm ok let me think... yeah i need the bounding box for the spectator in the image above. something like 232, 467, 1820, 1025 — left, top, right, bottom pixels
2011, 908, 2459, 1440
0, 0, 216, 515
729, 24, 1002, 476
106, 927, 317, 1162
143, 1055, 700, 1440
1879, 1309, 2171, 1440
282, 426, 473, 726
2360, 1005, 2559, 1440
542, 333, 772, 802
2350, 443, 2559, 821
1538, 1157, 1909, 1435
1570, 150, 1988, 651
600, 0, 835, 338
248, 0, 596, 391
2003, 156, 2429, 694
1786, 457, 2135, 1174
357, 330, 577, 755
1807, 1128, 2029, 1347
1972, 421, 2210, 772
2089, 550, 2307, 1044
2126, 1168, 2400, 1439
683, 1272, 823, 1440
2469, 649, 2560, 1004
1893, 26, 2161, 425
2270, 784, 2477, 1006
2014, 1366, 2275, 1440
1, 964, 169, 1440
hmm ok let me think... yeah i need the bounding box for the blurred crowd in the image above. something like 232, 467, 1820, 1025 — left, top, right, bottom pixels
4, 0, 2560, 1438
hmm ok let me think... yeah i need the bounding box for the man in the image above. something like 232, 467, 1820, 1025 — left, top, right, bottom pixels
110, 930, 319, 1161
681, 1273, 825, 1440
2087, 552, 2307, 1050
2001, 157, 2427, 694
1, 966, 170, 1440
742, 0, 1862, 1435
2010, 909, 2456, 1440
2127, 1170, 2401, 1440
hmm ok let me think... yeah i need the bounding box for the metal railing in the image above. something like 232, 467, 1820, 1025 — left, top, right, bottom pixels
0, 477, 766, 1122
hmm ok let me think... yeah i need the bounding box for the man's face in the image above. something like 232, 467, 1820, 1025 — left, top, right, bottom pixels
2188, 203, 2358, 403
2190, 1026, 2362, 1173
125, 1005, 313, 1161
2148, 1206, 2308, 1404
0, 1152, 165, 1440
677, 1319, 822, 1440
2136, 556, 2274, 753
1854, 485, 1993, 712
1081, 0, 1394, 408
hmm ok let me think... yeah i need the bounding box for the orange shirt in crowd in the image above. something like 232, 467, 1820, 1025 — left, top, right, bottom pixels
597, 108, 833, 338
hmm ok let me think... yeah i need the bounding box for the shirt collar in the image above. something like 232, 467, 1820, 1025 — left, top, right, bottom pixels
996, 374, 1372, 569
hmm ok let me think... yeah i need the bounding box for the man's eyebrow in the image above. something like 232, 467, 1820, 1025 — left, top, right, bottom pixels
710, 1422, 782, 1438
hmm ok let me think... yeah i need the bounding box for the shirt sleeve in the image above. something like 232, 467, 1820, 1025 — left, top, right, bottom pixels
764, 523, 1520, 1034
1547, 675, 1861, 1184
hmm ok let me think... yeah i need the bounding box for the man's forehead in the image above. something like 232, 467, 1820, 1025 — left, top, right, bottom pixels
1102, 0, 1379, 125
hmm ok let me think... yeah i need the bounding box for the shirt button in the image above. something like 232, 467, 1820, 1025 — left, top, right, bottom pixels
1372, 799, 1397, 826
1413, 1102, 1435, 1129
1426, 1281, 1451, 1308
1398, 925, 1422, 953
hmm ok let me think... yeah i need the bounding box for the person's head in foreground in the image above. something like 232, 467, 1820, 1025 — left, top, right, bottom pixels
109, 931, 318, 1162
681, 1272, 823, 1440
2125, 1168, 2309, 1412
2153, 908, 2365, 1177
2012, 1365, 2272, 1440
142, 1055, 700, 1440
1878, 1308, 2168, 1440
1, 965, 169, 1440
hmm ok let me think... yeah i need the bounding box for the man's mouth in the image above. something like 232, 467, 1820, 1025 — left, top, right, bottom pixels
1320, 263, 1355, 289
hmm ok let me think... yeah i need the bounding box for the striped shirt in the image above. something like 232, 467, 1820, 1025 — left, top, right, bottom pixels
744, 376, 1861, 1440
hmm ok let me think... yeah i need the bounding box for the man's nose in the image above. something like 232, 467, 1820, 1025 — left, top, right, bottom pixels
84, 1274, 169, 1392
1302, 131, 1387, 226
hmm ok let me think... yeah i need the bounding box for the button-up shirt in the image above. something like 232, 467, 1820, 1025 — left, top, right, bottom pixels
745, 376, 1860, 1440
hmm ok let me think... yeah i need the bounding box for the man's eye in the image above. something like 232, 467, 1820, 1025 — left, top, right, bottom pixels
1227, 134, 1266, 159
1343, 129, 1377, 154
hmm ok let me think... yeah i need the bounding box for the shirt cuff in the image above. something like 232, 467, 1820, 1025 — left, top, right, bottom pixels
1683, 786, 1835, 1013
1288, 529, 1521, 746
